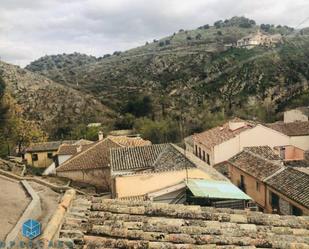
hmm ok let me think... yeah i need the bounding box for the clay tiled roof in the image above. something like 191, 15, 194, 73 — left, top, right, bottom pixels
111, 144, 196, 173
26, 140, 76, 152
56, 139, 120, 172
107, 135, 151, 147
57, 143, 93, 156
228, 149, 283, 181
265, 121, 309, 136
266, 168, 309, 209
60, 198, 309, 248
194, 118, 255, 149
244, 146, 281, 160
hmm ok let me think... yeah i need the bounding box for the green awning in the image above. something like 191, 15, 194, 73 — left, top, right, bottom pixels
186, 179, 251, 200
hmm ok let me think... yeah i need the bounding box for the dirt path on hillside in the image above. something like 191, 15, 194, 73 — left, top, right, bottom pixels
0, 177, 30, 241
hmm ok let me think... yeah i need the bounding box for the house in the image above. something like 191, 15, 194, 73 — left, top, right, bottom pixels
192, 118, 290, 166
56, 138, 121, 190
226, 146, 283, 211
110, 143, 228, 201
266, 167, 309, 216
223, 146, 309, 215
58, 197, 309, 248
25, 140, 77, 168
55, 136, 152, 190
236, 30, 282, 49
265, 121, 309, 150
284, 107, 309, 123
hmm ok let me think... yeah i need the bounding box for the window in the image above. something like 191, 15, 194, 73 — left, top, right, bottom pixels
198, 147, 201, 158
31, 154, 38, 161
270, 192, 279, 211
256, 181, 260, 192
291, 205, 303, 216
47, 152, 54, 159
239, 175, 246, 192
206, 154, 210, 165
202, 151, 206, 161
195, 145, 198, 155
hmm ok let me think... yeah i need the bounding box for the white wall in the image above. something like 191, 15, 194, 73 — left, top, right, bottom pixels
284, 110, 308, 123
239, 125, 290, 149
213, 125, 290, 165
290, 136, 309, 150
58, 155, 72, 165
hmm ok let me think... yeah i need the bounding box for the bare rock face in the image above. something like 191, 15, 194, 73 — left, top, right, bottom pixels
0, 61, 115, 135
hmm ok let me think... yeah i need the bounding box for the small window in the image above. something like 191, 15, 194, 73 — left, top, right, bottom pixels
32, 154, 38, 161
270, 192, 279, 211
206, 154, 210, 165
47, 152, 54, 159
291, 205, 303, 216
195, 145, 198, 155
256, 181, 260, 192
198, 147, 201, 158
202, 151, 206, 161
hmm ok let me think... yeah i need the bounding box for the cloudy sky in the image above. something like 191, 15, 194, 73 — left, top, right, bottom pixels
0, 0, 308, 66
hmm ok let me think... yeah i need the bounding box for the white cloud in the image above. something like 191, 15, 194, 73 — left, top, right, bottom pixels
0, 0, 308, 66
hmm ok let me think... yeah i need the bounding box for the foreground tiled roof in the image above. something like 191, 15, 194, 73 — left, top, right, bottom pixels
56, 139, 120, 172
107, 135, 151, 147
265, 121, 309, 136
266, 168, 309, 209
59, 198, 309, 249
228, 149, 283, 181
26, 140, 76, 152
111, 144, 196, 173
194, 118, 255, 149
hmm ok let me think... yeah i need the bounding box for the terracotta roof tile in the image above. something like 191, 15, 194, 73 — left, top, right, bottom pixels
57, 143, 94, 156
26, 140, 77, 152
266, 168, 309, 209
228, 149, 283, 181
265, 121, 309, 136
59, 198, 309, 248
244, 146, 281, 160
56, 139, 120, 172
193, 118, 255, 149
111, 144, 196, 173
107, 135, 151, 147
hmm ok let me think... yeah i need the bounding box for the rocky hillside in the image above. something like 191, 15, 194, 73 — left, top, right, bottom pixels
0, 61, 115, 137
25, 17, 309, 133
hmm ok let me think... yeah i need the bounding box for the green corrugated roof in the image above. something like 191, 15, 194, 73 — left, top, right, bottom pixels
186, 179, 251, 200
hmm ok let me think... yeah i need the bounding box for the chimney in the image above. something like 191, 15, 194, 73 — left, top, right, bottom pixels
98, 131, 104, 141
76, 145, 82, 153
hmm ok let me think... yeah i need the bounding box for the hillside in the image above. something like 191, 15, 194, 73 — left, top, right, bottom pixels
0, 61, 115, 138
24, 17, 309, 137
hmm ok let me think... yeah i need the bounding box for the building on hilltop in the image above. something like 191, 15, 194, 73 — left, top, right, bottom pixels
236, 30, 282, 49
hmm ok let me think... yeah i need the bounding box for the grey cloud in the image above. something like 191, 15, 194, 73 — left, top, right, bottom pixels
0, 0, 308, 66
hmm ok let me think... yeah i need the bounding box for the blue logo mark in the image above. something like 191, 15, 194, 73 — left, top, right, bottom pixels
22, 219, 41, 240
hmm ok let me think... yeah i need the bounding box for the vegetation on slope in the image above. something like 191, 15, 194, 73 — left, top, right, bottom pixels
22, 17, 309, 143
